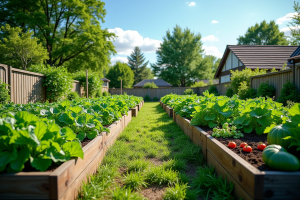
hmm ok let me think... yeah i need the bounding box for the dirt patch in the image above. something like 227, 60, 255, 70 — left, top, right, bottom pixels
149, 158, 163, 166
118, 167, 128, 175
81, 138, 93, 148
185, 164, 197, 178
200, 126, 277, 171
141, 185, 166, 200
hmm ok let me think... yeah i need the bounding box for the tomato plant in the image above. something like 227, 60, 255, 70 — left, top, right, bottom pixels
257, 142, 266, 150
243, 145, 252, 152
240, 142, 247, 148
228, 141, 236, 149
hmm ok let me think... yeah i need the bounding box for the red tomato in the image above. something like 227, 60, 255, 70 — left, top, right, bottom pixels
257, 142, 266, 150
243, 145, 252, 153
240, 142, 247, 148
228, 141, 236, 149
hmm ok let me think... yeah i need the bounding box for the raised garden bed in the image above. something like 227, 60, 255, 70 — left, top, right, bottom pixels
165, 105, 300, 200
130, 105, 138, 117
165, 105, 173, 118
0, 111, 133, 200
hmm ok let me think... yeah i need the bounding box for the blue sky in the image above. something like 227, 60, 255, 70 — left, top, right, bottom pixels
101, 0, 298, 66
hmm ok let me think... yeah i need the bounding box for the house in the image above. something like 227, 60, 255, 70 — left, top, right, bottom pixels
287, 45, 300, 85
133, 79, 172, 88
101, 77, 110, 92
214, 45, 298, 84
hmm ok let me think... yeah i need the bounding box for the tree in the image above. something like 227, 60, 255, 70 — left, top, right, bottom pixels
127, 47, 151, 84
143, 82, 158, 88
151, 25, 204, 87
288, 1, 300, 45
106, 61, 134, 88
0, 0, 116, 72
0, 24, 48, 70
237, 20, 289, 45
196, 55, 221, 80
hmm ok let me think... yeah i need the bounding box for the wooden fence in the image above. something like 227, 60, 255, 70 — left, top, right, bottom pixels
109, 83, 229, 99
0, 64, 83, 104
250, 69, 293, 100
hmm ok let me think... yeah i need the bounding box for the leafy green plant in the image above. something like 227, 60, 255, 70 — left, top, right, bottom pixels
0, 78, 10, 104
73, 71, 103, 98
127, 159, 150, 173
237, 81, 257, 100
67, 92, 80, 101
257, 81, 275, 98
153, 97, 159, 101
123, 172, 148, 191
163, 183, 188, 200
225, 88, 234, 98
208, 85, 219, 96
212, 123, 244, 138
144, 95, 151, 101
111, 186, 146, 200
277, 81, 300, 106
0, 111, 84, 172
145, 166, 179, 186
143, 82, 158, 88
183, 89, 195, 95
103, 91, 111, 96
191, 81, 207, 87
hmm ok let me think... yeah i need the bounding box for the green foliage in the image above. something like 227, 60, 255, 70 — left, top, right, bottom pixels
153, 97, 159, 101
127, 47, 151, 84
28, 64, 73, 102
0, 24, 48, 70
144, 95, 151, 101
208, 85, 218, 96
183, 89, 195, 95
151, 25, 204, 87
238, 81, 257, 100
106, 61, 134, 88
163, 183, 188, 200
277, 81, 300, 106
0, 111, 84, 172
196, 55, 221, 81
237, 20, 289, 45
288, 1, 300, 45
271, 67, 277, 73
225, 88, 234, 98
67, 92, 80, 101
111, 187, 146, 200
230, 68, 266, 94
123, 172, 148, 191
102, 91, 111, 96
0, 0, 116, 71
257, 81, 275, 98
73, 71, 103, 98
143, 82, 158, 88
127, 159, 150, 173
145, 166, 179, 186
191, 81, 207, 87
0, 79, 10, 104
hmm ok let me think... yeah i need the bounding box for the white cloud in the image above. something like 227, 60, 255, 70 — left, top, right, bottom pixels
186, 2, 196, 6
216, 31, 219, 33
211, 20, 219, 24
280, 26, 299, 36
202, 35, 219, 42
203, 46, 223, 58
276, 12, 297, 24
108, 28, 161, 55
110, 57, 128, 65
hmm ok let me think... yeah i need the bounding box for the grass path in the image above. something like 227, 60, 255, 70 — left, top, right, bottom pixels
78, 102, 234, 200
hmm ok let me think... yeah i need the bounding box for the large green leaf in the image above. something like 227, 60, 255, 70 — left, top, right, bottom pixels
288, 103, 300, 116
70, 106, 82, 114
60, 127, 77, 141
63, 142, 84, 159
243, 125, 252, 133
0, 148, 17, 171
204, 113, 216, 121
59, 113, 73, 125
77, 132, 86, 141
34, 121, 47, 141
46, 146, 67, 163
208, 121, 217, 128
50, 107, 60, 114
30, 156, 52, 171
9, 147, 30, 172
87, 130, 98, 140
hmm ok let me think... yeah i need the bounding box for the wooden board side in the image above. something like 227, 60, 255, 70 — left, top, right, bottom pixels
192, 126, 207, 160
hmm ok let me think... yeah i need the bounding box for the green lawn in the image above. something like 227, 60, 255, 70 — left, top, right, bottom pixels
78, 102, 234, 200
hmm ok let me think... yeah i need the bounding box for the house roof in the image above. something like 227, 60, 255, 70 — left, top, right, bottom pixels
134, 79, 172, 87
287, 45, 300, 63
215, 45, 298, 78
101, 77, 110, 82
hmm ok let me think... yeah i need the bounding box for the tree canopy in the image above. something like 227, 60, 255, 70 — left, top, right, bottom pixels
127, 46, 151, 84
106, 61, 134, 88
288, 1, 300, 45
196, 55, 221, 80
151, 25, 205, 87
0, 24, 48, 70
237, 20, 289, 45
0, 0, 116, 72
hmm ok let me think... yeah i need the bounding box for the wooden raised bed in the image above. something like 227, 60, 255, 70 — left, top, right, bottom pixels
0, 111, 133, 200
129, 105, 138, 117
172, 113, 300, 200
165, 106, 173, 118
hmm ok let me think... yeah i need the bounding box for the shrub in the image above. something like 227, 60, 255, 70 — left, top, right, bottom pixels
144, 95, 151, 101
230, 68, 266, 94
183, 89, 195, 95
67, 91, 80, 101
208, 85, 219, 95
237, 81, 257, 100
277, 81, 300, 106
257, 81, 275, 98
143, 82, 158, 88
225, 88, 234, 98
191, 81, 207, 87
153, 97, 159, 101
95, 90, 102, 98
103, 91, 111, 96
73, 71, 102, 98
0, 78, 10, 104
28, 64, 73, 102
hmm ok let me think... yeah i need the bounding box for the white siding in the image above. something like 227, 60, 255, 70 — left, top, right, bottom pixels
225, 51, 232, 70
232, 53, 239, 68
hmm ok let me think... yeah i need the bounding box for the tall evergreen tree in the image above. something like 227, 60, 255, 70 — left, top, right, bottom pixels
127, 47, 150, 84
288, 1, 300, 45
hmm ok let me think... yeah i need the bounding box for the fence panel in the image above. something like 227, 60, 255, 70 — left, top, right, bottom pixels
250, 69, 293, 100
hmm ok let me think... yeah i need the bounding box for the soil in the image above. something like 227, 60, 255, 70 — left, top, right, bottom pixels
81, 138, 93, 148
199, 126, 273, 171
141, 185, 167, 200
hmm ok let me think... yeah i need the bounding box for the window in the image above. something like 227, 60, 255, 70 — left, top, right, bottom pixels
103, 82, 107, 86
220, 75, 231, 83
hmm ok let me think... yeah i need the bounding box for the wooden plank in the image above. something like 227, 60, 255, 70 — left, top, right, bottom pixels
206, 136, 263, 199
207, 151, 254, 200
173, 110, 176, 123
129, 107, 138, 117
182, 118, 192, 141
192, 126, 207, 160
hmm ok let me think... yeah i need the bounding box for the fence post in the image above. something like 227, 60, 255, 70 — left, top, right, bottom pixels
86, 69, 88, 98
8, 65, 12, 102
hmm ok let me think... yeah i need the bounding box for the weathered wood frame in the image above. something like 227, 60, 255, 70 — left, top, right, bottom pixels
164, 104, 300, 200
129, 105, 138, 117
165, 106, 173, 118
0, 110, 133, 200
